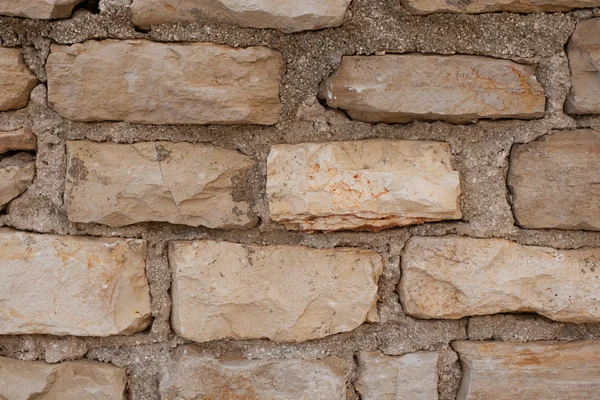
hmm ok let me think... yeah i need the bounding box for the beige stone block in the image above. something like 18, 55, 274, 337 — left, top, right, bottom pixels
0, 0, 84, 19
566, 19, 600, 114
0, 153, 35, 208
0, 127, 37, 155
0, 48, 37, 111
401, 0, 600, 14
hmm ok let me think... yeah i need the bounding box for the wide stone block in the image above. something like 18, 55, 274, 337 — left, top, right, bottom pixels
401, 0, 600, 14
159, 346, 346, 399
323, 54, 545, 123
131, 0, 351, 32
47, 40, 284, 125
509, 130, 600, 231
0, 356, 127, 400
0, 229, 151, 336
453, 341, 600, 399
400, 236, 600, 323
0, 127, 37, 155
566, 19, 600, 114
65, 140, 257, 229
169, 240, 383, 342
267, 139, 462, 232
0, 0, 84, 19
0, 48, 37, 111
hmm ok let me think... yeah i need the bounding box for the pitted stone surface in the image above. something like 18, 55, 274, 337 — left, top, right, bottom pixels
0, 48, 37, 111
566, 19, 600, 115
401, 0, 600, 14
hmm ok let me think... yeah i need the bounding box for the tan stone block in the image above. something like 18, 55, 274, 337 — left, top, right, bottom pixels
169, 240, 383, 342
0, 48, 37, 111
0, 229, 151, 336
566, 19, 600, 114
401, 0, 600, 14
47, 40, 284, 125
0, 153, 35, 208
323, 55, 545, 123
0, 0, 84, 19
0, 127, 37, 155
267, 139, 461, 232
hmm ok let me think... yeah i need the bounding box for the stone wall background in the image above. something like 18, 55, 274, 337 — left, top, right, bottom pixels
1, 0, 600, 398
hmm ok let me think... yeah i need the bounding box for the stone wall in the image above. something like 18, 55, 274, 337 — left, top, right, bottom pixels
1, 0, 600, 399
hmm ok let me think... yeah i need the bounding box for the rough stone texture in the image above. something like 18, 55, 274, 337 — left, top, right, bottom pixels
0, 356, 126, 400
0, 229, 151, 336
267, 139, 462, 232
401, 236, 600, 323
452, 341, 600, 400
0, 127, 37, 155
0, 48, 37, 111
160, 346, 346, 399
131, 0, 351, 32
0, 0, 84, 20
509, 130, 600, 231
401, 0, 600, 14
65, 140, 257, 229
355, 351, 439, 400
169, 240, 383, 342
0, 153, 35, 208
566, 18, 600, 115
323, 54, 546, 124
46, 40, 284, 125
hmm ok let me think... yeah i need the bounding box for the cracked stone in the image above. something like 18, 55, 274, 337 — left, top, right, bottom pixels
46, 40, 284, 125
509, 130, 600, 231
0, 0, 84, 19
0, 48, 38, 111
267, 139, 462, 232
0, 127, 37, 155
0, 229, 151, 336
453, 341, 600, 399
65, 140, 258, 229
400, 0, 600, 14
131, 0, 351, 32
400, 236, 600, 323
0, 153, 35, 208
323, 54, 545, 123
169, 240, 383, 342
566, 18, 600, 115
159, 346, 346, 399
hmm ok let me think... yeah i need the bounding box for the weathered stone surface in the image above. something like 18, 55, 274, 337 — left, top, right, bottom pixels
509, 130, 600, 231
131, 0, 351, 32
47, 40, 284, 125
0, 48, 37, 111
400, 236, 600, 323
0, 153, 35, 208
566, 19, 600, 114
323, 55, 545, 124
0, 356, 126, 400
267, 139, 462, 232
453, 341, 600, 399
355, 351, 439, 400
169, 240, 383, 342
0, 0, 84, 19
0, 229, 151, 336
401, 0, 600, 14
65, 140, 257, 229
0, 127, 37, 155
159, 346, 346, 399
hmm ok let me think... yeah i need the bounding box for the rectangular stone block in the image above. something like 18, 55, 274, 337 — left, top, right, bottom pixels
400, 236, 600, 323
0, 229, 151, 336
0, 356, 126, 400
0, 0, 84, 19
323, 55, 545, 123
65, 140, 257, 229
401, 0, 600, 14
508, 130, 600, 231
566, 19, 600, 114
169, 240, 383, 342
0, 127, 37, 155
0, 47, 37, 111
159, 346, 346, 399
355, 351, 439, 400
267, 139, 461, 232
47, 40, 284, 125
131, 0, 351, 32
453, 341, 600, 399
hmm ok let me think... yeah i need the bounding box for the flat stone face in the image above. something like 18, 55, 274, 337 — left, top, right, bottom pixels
0, 229, 151, 336
566, 19, 600, 114
401, 0, 600, 14
267, 139, 462, 232
0, 0, 84, 19
159, 346, 347, 400
400, 236, 600, 323
47, 40, 284, 125
509, 130, 600, 231
65, 140, 257, 229
131, 0, 351, 32
355, 351, 439, 400
323, 55, 545, 124
0, 153, 35, 207
169, 240, 383, 342
0, 356, 126, 400
0, 48, 37, 111
0, 127, 37, 155
453, 341, 600, 400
